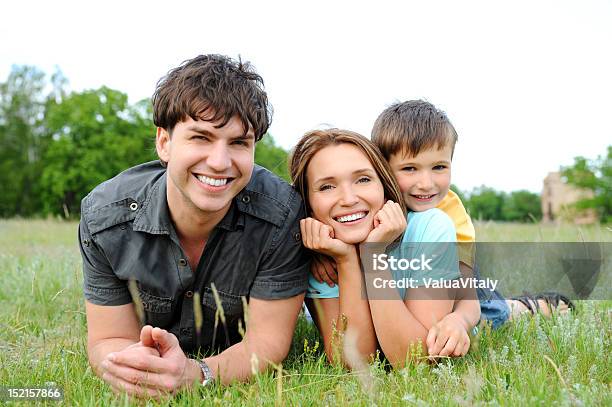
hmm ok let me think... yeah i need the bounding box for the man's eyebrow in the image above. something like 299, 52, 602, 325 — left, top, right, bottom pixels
233, 132, 255, 140
185, 125, 255, 140
185, 125, 213, 135
312, 168, 375, 184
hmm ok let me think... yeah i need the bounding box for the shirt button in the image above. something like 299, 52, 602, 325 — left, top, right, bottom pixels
294, 232, 301, 242
185, 290, 193, 298
83, 239, 91, 247
241, 195, 251, 204
179, 258, 187, 267
129, 202, 138, 211
180, 328, 189, 336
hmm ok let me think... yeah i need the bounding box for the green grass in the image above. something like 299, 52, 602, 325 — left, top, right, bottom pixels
0, 219, 610, 405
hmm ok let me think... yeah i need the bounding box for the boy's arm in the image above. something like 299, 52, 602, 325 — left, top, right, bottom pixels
427, 262, 480, 357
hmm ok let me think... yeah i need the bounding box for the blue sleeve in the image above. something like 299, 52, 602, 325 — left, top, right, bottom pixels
306, 273, 340, 298
395, 209, 460, 287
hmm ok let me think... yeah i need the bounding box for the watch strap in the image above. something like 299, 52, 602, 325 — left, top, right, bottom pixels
197, 359, 214, 386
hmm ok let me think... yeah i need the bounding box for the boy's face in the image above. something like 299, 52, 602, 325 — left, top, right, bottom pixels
388, 144, 453, 212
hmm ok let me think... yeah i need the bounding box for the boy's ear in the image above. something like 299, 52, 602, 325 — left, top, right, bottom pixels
156, 127, 171, 163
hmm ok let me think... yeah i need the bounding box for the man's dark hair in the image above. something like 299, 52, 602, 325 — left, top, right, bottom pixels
371, 99, 458, 159
152, 54, 272, 140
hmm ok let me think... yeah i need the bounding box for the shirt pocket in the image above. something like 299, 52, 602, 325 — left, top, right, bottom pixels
137, 287, 175, 328
201, 287, 245, 350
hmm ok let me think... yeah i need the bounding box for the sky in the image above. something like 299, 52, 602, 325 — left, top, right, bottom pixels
1, 0, 611, 193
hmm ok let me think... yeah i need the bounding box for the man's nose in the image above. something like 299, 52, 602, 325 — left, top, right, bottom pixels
207, 142, 231, 172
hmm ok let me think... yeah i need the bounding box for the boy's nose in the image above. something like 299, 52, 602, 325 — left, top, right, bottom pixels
415, 172, 434, 190
207, 142, 232, 172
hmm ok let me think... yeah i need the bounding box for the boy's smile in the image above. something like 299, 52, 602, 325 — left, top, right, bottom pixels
388, 144, 453, 212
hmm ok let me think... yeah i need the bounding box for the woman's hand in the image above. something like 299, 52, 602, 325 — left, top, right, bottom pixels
365, 200, 406, 244
300, 217, 355, 262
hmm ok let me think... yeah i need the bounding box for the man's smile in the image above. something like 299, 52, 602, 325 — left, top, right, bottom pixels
193, 173, 236, 191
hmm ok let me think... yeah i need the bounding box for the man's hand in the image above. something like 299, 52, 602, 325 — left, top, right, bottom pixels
426, 312, 470, 358
311, 254, 338, 287
100, 326, 201, 398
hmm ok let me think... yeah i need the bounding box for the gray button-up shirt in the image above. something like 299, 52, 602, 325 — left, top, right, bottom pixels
79, 161, 310, 354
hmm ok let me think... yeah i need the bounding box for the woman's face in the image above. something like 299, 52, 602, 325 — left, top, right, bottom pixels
307, 143, 385, 244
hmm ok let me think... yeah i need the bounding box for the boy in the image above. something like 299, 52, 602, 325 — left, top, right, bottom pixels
371, 100, 481, 358
371, 99, 573, 356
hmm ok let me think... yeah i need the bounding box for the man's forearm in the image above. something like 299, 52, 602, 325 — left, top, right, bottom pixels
202, 333, 288, 385
88, 338, 139, 377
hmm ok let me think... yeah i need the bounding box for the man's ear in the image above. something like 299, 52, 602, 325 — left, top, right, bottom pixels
156, 127, 171, 163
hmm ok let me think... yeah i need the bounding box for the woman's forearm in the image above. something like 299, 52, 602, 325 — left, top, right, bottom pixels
335, 252, 377, 365
367, 296, 429, 368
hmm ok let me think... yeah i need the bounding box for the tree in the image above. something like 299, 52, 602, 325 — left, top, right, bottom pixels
562, 146, 612, 223
40, 88, 156, 217
502, 190, 541, 222
466, 186, 506, 221
0, 65, 49, 216
255, 134, 290, 181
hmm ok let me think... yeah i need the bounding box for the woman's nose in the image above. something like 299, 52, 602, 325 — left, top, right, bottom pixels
339, 185, 359, 206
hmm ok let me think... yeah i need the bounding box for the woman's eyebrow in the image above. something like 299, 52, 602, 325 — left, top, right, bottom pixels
312, 168, 374, 184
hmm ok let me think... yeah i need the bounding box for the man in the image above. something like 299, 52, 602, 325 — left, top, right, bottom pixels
79, 54, 310, 397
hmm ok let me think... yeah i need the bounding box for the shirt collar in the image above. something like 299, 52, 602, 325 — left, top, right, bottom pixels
132, 174, 172, 234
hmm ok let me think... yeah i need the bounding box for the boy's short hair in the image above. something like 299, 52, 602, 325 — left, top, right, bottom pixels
152, 54, 272, 141
371, 100, 458, 159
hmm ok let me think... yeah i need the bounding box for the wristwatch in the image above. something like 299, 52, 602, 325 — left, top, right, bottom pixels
196, 359, 214, 386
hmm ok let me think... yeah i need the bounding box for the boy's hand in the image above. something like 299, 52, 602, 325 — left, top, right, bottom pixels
365, 201, 406, 244
300, 218, 355, 262
311, 254, 338, 287
426, 312, 470, 358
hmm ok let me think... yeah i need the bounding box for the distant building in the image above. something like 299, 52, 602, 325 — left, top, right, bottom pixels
541, 172, 597, 224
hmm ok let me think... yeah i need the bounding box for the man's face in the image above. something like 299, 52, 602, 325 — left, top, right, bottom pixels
156, 115, 255, 218
388, 144, 453, 212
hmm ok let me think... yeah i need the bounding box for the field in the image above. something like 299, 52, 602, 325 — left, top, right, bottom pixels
0, 219, 610, 405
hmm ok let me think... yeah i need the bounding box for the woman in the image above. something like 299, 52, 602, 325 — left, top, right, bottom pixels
289, 129, 461, 368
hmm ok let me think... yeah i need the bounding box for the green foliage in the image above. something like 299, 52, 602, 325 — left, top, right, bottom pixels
465, 186, 506, 221
0, 65, 48, 216
255, 134, 290, 181
40, 88, 156, 217
562, 146, 612, 223
502, 190, 542, 222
